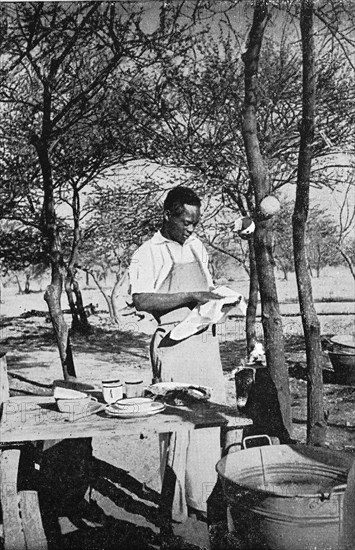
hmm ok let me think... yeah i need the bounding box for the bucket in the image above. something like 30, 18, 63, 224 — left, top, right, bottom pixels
216, 445, 354, 550
328, 351, 355, 385
330, 335, 355, 353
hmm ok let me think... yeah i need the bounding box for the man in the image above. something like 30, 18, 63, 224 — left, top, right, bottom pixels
129, 186, 225, 522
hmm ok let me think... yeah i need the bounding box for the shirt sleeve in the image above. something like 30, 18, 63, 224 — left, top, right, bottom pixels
129, 242, 156, 295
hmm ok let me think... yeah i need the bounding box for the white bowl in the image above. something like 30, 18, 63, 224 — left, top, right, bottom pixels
55, 396, 93, 413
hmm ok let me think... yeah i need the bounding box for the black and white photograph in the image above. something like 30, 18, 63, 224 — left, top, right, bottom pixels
0, 1, 354, 549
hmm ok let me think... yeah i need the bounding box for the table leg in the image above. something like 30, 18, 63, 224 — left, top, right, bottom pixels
159, 433, 175, 539
19, 490, 48, 550
0, 448, 26, 550
0, 447, 48, 550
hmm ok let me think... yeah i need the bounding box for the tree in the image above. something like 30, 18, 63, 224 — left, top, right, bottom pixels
293, 0, 326, 446
273, 201, 343, 280
78, 178, 163, 321
335, 175, 355, 279
0, 223, 48, 293
241, 0, 292, 442
120, 5, 354, 352
1, 2, 140, 378
273, 201, 295, 280
0, 2, 200, 379
306, 205, 341, 277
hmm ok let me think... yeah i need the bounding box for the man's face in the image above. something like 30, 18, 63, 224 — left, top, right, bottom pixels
163, 204, 200, 245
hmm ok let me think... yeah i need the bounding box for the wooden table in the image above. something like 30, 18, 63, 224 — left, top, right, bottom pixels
0, 395, 252, 550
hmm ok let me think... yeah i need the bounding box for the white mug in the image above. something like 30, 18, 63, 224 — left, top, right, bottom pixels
125, 379, 143, 399
102, 379, 123, 404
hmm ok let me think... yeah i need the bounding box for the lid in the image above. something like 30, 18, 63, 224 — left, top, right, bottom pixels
330, 335, 355, 349
102, 379, 122, 385
125, 379, 143, 385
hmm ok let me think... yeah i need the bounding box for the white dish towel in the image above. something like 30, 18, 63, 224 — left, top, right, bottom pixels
170, 286, 247, 341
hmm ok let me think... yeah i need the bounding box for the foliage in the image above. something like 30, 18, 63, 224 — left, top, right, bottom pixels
273, 200, 345, 278
0, 223, 47, 273
306, 205, 341, 276
79, 178, 163, 279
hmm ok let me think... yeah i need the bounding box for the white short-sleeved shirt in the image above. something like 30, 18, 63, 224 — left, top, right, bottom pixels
129, 231, 213, 295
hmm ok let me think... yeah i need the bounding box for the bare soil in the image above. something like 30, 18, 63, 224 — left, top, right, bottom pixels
1, 274, 354, 550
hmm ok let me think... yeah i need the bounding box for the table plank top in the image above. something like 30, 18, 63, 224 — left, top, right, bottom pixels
0, 396, 252, 444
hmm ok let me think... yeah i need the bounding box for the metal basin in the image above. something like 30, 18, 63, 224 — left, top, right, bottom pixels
216, 445, 354, 550
328, 351, 355, 385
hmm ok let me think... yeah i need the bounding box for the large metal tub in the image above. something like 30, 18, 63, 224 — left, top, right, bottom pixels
328, 351, 355, 385
216, 445, 354, 550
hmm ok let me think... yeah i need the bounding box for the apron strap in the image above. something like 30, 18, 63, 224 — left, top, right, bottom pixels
150, 327, 166, 383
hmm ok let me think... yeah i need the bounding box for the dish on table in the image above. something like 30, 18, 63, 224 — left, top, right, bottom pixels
105, 397, 165, 418
146, 382, 211, 402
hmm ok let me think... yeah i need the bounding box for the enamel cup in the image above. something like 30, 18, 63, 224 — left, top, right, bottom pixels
102, 379, 123, 404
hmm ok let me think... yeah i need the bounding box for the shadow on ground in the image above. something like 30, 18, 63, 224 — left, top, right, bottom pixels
2, 317, 150, 382
28, 440, 201, 550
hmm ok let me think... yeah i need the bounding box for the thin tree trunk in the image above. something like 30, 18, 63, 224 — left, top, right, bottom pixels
111, 269, 131, 322
25, 273, 30, 293
111, 275, 123, 322
44, 269, 76, 379
337, 246, 355, 280
34, 129, 76, 380
241, 0, 292, 442
72, 279, 91, 333
66, 185, 90, 333
293, 0, 325, 446
65, 272, 80, 330
81, 268, 116, 321
246, 241, 258, 354
14, 274, 23, 294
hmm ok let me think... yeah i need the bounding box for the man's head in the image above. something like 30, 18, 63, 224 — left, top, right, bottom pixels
162, 186, 201, 245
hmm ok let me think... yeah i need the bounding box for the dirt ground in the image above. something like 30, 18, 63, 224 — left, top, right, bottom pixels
1, 277, 355, 550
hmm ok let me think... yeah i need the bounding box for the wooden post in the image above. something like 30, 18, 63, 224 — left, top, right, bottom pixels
0, 449, 26, 550
0, 352, 10, 408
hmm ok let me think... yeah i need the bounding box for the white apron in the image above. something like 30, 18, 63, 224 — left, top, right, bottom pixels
150, 245, 226, 521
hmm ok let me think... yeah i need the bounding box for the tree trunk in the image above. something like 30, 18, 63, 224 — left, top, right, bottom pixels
82, 268, 116, 321
72, 279, 91, 333
65, 272, 81, 331
246, 241, 258, 354
15, 274, 23, 294
241, 0, 292, 442
65, 185, 90, 333
111, 269, 130, 322
34, 130, 76, 380
338, 246, 355, 280
25, 273, 30, 293
293, 0, 325, 446
44, 266, 76, 379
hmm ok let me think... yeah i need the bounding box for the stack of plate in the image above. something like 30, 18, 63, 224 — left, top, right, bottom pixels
105, 397, 165, 418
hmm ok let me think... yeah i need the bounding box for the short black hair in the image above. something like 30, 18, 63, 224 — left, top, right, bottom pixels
163, 186, 201, 216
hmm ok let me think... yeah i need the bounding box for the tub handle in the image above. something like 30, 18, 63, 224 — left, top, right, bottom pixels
320, 483, 347, 501
242, 434, 272, 449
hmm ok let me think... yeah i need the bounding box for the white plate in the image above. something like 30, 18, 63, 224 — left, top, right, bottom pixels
109, 397, 155, 412
105, 399, 165, 418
